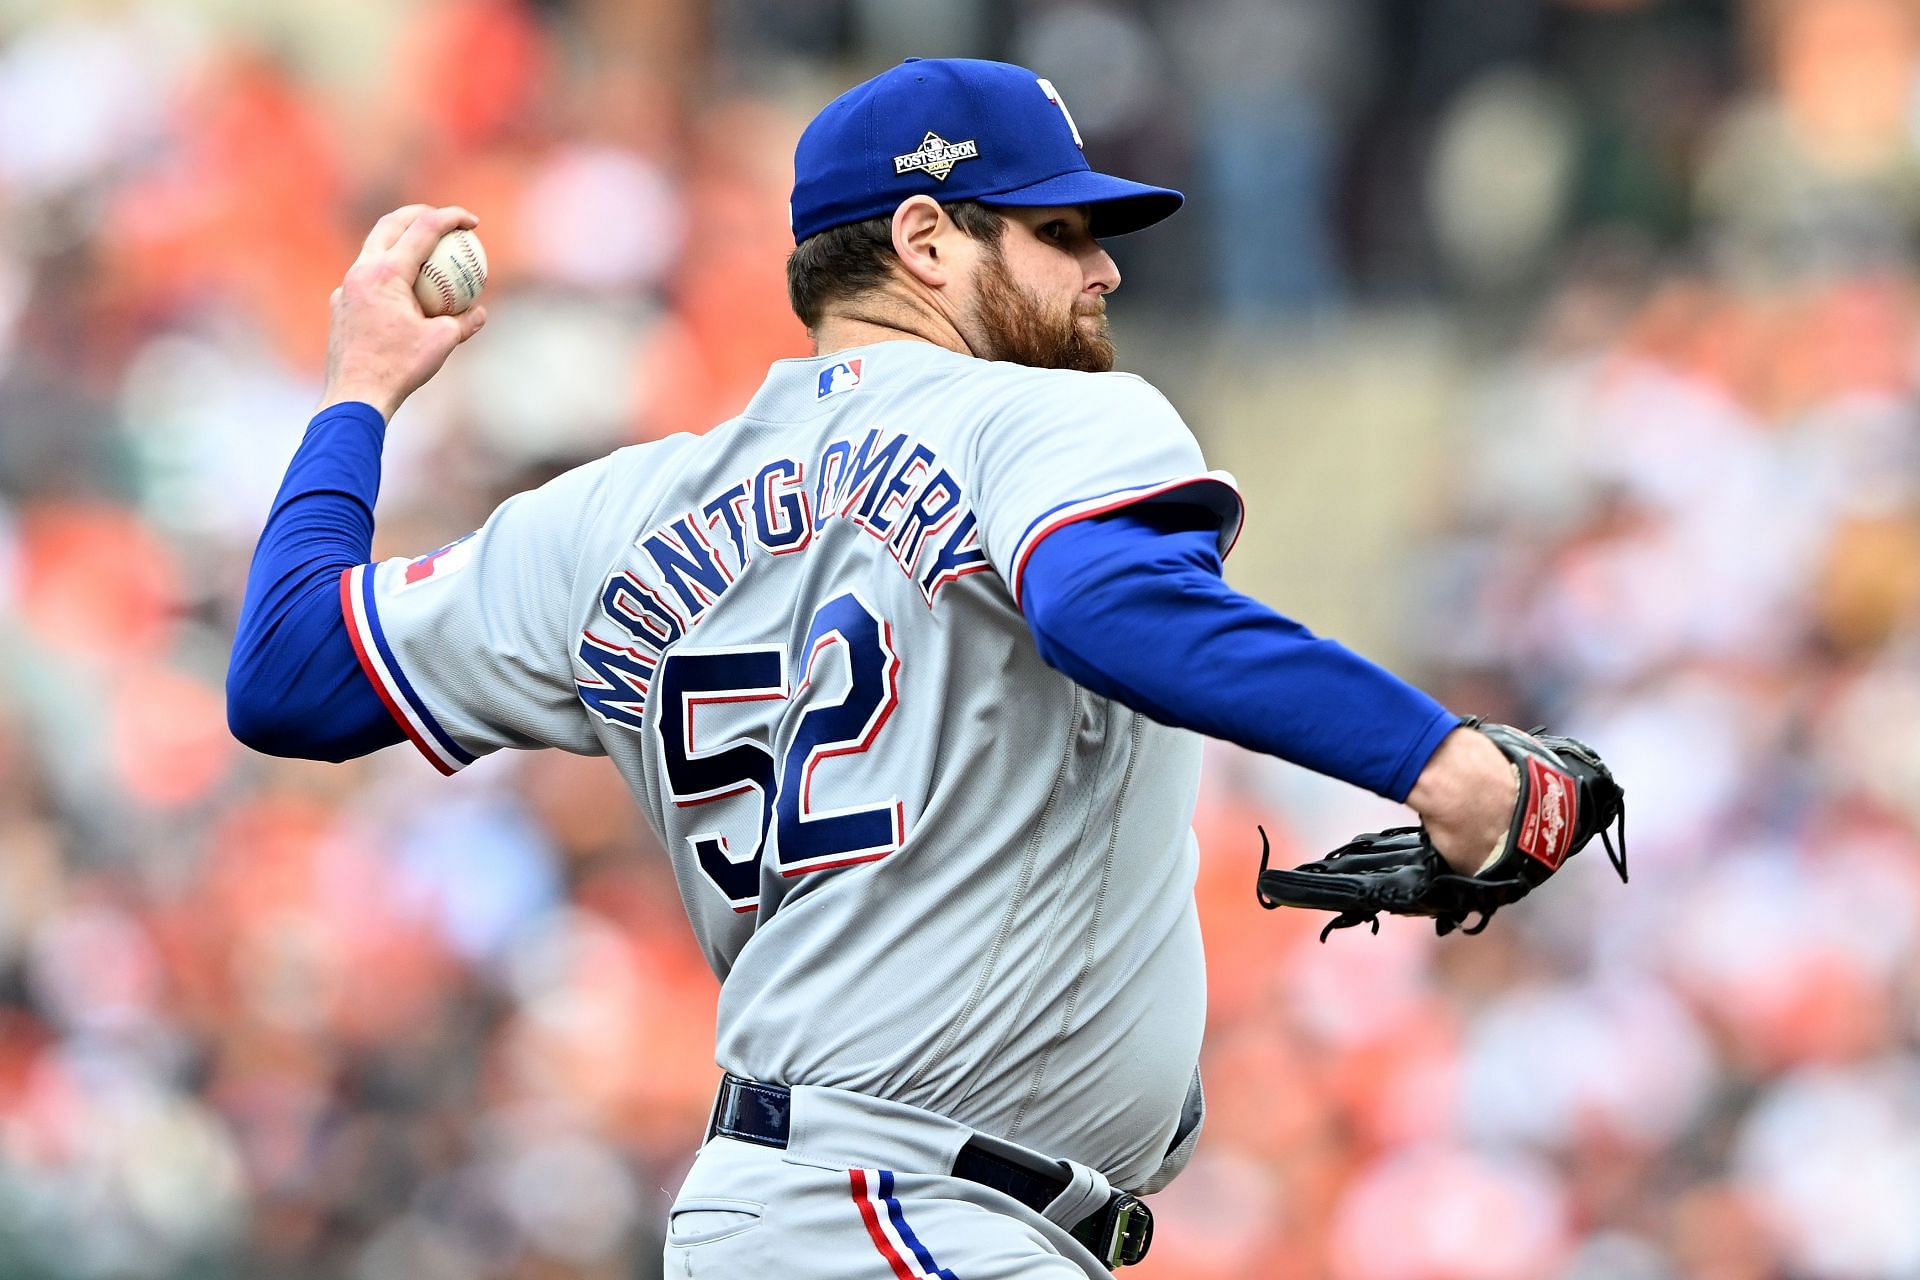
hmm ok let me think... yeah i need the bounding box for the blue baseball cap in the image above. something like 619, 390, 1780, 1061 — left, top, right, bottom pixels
789, 58, 1184, 244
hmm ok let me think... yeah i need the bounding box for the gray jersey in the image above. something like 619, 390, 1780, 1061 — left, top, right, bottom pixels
344, 342, 1242, 1189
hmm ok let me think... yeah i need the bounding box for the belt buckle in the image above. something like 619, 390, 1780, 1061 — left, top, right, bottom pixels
1094, 1192, 1152, 1268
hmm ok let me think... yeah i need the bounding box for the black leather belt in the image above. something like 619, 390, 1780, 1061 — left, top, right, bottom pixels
707, 1073, 1153, 1268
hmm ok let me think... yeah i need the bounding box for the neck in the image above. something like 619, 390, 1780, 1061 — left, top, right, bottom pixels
812, 296, 975, 360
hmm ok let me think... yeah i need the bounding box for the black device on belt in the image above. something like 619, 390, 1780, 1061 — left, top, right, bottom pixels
706, 1073, 1154, 1268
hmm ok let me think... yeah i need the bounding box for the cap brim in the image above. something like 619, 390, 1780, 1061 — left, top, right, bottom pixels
979, 170, 1184, 237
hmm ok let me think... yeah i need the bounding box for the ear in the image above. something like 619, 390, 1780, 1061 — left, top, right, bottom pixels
890, 196, 953, 289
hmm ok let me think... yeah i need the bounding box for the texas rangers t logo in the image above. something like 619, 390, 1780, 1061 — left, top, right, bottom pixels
1036, 78, 1083, 149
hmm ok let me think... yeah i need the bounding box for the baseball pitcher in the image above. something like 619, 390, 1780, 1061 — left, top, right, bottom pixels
229, 58, 1622, 1278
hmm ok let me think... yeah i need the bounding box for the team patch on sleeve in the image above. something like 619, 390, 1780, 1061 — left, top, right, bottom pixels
340, 564, 476, 774
402, 530, 479, 586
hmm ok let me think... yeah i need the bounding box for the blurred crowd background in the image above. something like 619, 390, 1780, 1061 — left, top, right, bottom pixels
3, 0, 1919, 1276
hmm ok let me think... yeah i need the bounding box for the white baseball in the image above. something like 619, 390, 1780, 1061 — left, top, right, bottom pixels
414, 228, 488, 317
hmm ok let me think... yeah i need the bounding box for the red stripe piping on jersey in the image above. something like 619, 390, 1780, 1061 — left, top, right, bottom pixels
850, 1169, 919, 1280
338, 567, 457, 776
1008, 472, 1245, 607
777, 809, 904, 877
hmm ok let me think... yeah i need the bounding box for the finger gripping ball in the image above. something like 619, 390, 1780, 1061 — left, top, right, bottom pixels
415, 229, 488, 317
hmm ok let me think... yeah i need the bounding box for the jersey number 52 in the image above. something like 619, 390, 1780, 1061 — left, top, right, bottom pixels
654, 592, 904, 912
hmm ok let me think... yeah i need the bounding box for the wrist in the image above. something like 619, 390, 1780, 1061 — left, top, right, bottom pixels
316, 385, 398, 423
1405, 727, 1473, 815
1409, 727, 1518, 874
309, 398, 390, 434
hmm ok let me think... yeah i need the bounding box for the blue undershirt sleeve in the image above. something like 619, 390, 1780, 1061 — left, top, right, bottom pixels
1018, 506, 1457, 802
226, 401, 404, 761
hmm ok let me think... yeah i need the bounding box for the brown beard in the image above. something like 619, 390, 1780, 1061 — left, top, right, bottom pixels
968, 247, 1115, 373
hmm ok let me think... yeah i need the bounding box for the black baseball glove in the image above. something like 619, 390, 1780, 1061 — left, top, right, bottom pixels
1255, 719, 1627, 942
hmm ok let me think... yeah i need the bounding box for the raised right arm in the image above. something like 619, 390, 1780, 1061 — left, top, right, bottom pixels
225, 205, 487, 760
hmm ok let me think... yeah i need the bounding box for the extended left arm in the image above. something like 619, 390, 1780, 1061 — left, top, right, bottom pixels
1019, 506, 1512, 866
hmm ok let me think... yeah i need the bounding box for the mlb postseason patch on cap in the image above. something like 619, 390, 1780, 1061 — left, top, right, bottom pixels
789, 58, 1184, 243
817, 358, 864, 399
894, 133, 979, 182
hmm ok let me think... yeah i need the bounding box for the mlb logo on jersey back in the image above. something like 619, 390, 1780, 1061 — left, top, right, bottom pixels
818, 359, 864, 399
